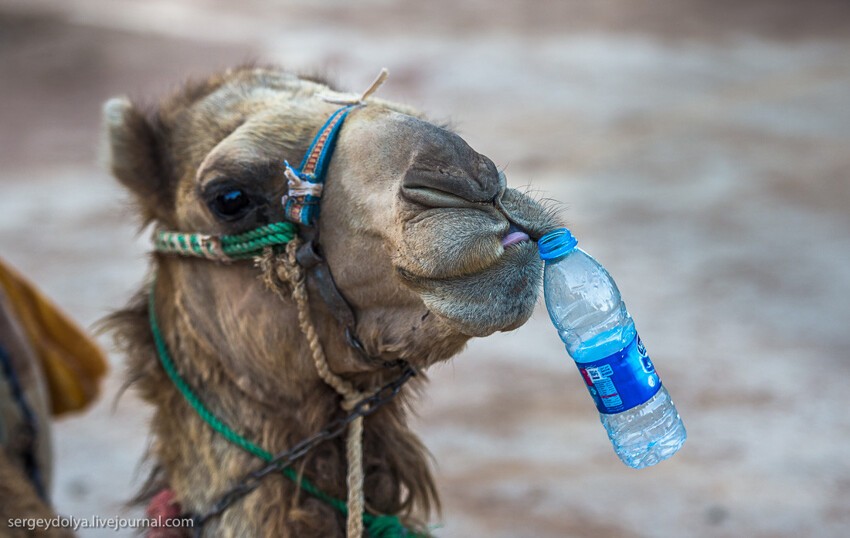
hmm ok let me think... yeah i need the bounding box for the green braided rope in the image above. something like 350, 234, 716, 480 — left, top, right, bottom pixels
219, 222, 294, 244
219, 223, 297, 258
154, 222, 298, 261
147, 288, 423, 537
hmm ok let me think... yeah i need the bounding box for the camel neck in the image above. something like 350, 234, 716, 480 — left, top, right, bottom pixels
136, 287, 435, 535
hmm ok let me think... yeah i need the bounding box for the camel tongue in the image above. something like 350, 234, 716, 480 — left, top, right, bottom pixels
501, 224, 530, 248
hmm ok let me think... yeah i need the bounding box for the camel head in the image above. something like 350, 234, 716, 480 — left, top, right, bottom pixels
103, 66, 559, 385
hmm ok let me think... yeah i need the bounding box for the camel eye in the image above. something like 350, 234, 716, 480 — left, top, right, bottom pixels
210, 188, 252, 220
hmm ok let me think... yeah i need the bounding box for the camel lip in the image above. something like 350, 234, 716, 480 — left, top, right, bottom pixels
395, 234, 538, 287
417, 240, 542, 337
497, 192, 554, 241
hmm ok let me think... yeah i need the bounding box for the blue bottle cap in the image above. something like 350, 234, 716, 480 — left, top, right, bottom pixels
538, 228, 578, 260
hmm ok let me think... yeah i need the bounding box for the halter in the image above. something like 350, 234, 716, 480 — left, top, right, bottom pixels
147, 71, 424, 538
282, 104, 358, 226
152, 104, 358, 259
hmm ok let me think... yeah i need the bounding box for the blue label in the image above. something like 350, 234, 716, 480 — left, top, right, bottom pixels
576, 334, 661, 414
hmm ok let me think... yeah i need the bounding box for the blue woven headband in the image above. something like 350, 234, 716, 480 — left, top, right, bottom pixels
281, 104, 359, 226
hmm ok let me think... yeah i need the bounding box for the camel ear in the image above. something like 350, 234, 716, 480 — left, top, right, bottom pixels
101, 97, 171, 216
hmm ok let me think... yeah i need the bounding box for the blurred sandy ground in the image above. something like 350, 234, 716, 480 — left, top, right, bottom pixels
1, 0, 849, 536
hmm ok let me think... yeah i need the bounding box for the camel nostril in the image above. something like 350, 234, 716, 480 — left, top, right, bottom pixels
399, 114, 503, 206
402, 166, 499, 207
402, 154, 503, 207
401, 185, 485, 209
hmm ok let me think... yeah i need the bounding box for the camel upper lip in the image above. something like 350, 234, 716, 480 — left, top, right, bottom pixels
495, 191, 554, 242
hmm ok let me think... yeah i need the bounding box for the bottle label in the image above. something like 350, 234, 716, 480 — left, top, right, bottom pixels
576, 334, 661, 414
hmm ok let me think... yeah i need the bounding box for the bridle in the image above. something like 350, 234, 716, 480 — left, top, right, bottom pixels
148, 71, 424, 538
152, 102, 370, 361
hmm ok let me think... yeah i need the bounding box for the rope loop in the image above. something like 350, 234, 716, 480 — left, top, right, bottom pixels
273, 239, 367, 537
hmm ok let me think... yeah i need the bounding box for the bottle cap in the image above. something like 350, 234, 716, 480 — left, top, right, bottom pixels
538, 228, 578, 260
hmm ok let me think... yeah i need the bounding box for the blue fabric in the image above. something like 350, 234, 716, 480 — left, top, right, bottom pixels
297, 105, 354, 173
285, 104, 360, 226
310, 105, 357, 182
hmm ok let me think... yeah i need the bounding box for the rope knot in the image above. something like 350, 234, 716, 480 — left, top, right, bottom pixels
342, 394, 364, 412
284, 161, 324, 198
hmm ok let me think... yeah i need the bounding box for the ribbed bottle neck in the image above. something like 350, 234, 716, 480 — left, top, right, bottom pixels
538, 228, 578, 260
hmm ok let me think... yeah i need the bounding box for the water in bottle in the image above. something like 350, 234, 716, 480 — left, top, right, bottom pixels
538, 228, 686, 469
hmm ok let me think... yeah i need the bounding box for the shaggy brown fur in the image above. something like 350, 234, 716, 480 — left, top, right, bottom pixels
108, 290, 438, 536
102, 66, 559, 536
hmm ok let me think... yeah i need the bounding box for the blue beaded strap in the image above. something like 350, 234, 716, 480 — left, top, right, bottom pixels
283, 105, 359, 226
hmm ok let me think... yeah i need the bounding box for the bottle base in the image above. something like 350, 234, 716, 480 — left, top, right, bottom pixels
614, 417, 687, 469
601, 387, 687, 469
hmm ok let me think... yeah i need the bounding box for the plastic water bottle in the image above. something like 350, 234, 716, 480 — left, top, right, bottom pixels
538, 228, 686, 469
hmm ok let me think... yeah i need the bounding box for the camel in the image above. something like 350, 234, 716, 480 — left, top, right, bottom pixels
0, 285, 59, 536
0, 259, 107, 537
102, 66, 559, 537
